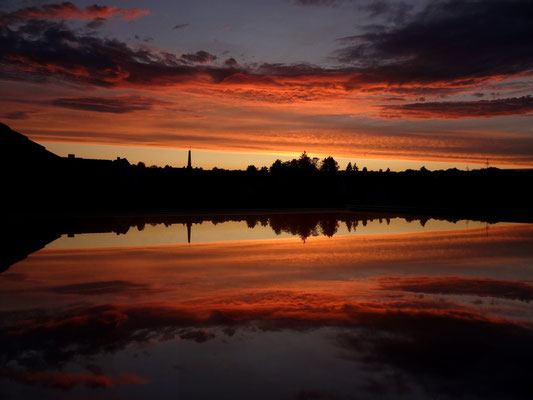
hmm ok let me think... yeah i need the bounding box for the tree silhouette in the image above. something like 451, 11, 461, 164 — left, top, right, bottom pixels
297, 151, 318, 173
269, 159, 284, 174
320, 156, 338, 174
346, 162, 352, 172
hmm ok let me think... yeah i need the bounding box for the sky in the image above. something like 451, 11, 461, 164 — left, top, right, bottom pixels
1, 0, 532, 170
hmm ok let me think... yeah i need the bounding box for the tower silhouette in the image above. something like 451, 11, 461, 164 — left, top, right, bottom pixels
187, 149, 192, 169
186, 221, 192, 243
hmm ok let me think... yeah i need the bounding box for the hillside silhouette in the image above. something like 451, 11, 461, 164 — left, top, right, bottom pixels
2, 122, 532, 219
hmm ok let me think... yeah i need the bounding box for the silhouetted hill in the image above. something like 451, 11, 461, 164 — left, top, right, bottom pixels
0, 122, 59, 166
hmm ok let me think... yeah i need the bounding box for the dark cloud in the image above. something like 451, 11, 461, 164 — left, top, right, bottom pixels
134, 34, 153, 42
51, 96, 163, 113
178, 329, 215, 343
173, 23, 189, 30
292, 0, 414, 24
223, 57, 238, 68
181, 50, 217, 64
0, 20, 234, 87
292, 0, 339, 6
85, 17, 106, 29
0, 110, 33, 120
359, 0, 414, 24
1, 1, 532, 103
381, 95, 533, 119
336, 0, 533, 85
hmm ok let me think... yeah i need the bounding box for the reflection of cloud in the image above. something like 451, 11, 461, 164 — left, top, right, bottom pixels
336, 308, 533, 399
1, 285, 533, 397
0, 294, 518, 366
51, 96, 166, 114
0, 367, 148, 390
51, 280, 155, 297
179, 329, 215, 343
379, 276, 533, 302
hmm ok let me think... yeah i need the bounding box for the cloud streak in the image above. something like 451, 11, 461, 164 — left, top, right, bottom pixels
381, 95, 533, 119
51, 96, 166, 113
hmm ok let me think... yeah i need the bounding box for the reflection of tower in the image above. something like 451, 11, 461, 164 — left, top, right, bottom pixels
187, 149, 192, 170
187, 221, 192, 244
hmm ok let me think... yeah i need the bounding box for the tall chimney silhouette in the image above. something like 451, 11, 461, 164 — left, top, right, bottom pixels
187, 149, 192, 169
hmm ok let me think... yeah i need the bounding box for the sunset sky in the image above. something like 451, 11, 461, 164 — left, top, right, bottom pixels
1, 0, 532, 170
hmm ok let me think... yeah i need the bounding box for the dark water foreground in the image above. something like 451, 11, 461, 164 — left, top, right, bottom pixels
2, 211, 533, 399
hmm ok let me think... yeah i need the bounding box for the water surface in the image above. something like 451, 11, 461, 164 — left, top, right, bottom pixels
1, 212, 533, 399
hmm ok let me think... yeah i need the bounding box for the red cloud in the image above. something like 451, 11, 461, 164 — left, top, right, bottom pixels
12, 2, 149, 21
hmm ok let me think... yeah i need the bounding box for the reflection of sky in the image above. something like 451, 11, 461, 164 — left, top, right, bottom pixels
2, 222, 533, 398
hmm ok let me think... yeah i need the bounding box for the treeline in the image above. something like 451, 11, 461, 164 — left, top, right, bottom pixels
2, 120, 532, 219
139, 152, 380, 174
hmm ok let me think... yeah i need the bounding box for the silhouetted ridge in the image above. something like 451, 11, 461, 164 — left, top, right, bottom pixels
0, 122, 59, 165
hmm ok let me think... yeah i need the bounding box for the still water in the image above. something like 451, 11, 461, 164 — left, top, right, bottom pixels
1, 212, 533, 399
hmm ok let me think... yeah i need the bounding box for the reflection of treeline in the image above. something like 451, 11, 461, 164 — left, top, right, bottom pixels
246, 212, 392, 240
2, 212, 488, 273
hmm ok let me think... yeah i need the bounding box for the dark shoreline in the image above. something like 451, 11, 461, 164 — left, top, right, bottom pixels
8, 205, 533, 224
